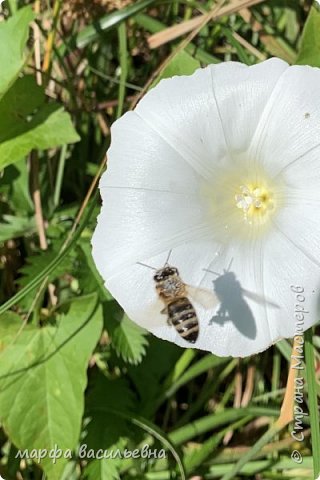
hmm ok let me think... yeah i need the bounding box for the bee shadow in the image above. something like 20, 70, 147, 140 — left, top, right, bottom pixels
208, 271, 257, 339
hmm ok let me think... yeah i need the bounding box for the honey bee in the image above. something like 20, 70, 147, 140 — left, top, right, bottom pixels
138, 252, 216, 344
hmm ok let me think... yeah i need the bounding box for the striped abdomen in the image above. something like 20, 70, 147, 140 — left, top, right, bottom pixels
167, 297, 199, 344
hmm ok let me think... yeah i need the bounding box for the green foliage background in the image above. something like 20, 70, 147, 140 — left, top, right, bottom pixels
0, 1, 319, 479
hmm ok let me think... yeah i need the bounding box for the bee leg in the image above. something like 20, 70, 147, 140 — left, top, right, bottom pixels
161, 307, 168, 315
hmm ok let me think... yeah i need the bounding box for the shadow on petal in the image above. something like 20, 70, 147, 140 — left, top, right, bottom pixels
208, 270, 279, 340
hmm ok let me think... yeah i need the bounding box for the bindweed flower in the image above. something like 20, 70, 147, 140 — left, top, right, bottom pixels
92, 58, 320, 357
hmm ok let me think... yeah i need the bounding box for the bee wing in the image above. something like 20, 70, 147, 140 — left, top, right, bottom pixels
185, 285, 219, 309
143, 298, 170, 328
241, 289, 280, 309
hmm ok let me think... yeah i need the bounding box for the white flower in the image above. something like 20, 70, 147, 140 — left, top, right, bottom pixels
92, 58, 320, 357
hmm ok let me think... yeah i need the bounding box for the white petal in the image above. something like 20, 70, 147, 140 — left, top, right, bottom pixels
273, 191, 320, 272
276, 143, 320, 193
262, 226, 320, 341
100, 111, 203, 195
209, 57, 288, 155
135, 67, 228, 179
249, 64, 320, 176
93, 188, 210, 279
92, 112, 214, 278
135, 58, 288, 177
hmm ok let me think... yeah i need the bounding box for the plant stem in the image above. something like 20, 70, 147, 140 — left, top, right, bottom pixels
305, 328, 320, 479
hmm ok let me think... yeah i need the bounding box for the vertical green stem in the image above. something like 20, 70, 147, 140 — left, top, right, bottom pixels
117, 22, 128, 119
53, 144, 67, 209
6, 0, 17, 15
305, 328, 320, 479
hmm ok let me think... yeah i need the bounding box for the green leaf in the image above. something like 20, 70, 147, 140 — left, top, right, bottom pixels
85, 375, 135, 448
296, 5, 320, 67
106, 305, 149, 365
152, 50, 200, 88
128, 337, 181, 413
0, 295, 103, 480
0, 6, 34, 100
0, 214, 36, 242
1, 160, 34, 214
83, 459, 120, 480
85, 377, 186, 480
77, 240, 113, 301
16, 243, 76, 310
0, 75, 80, 169
84, 375, 135, 480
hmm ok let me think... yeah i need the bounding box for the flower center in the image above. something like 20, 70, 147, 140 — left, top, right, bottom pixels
202, 155, 286, 243
235, 184, 274, 224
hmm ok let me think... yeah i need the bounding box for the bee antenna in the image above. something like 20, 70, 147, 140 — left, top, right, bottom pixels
137, 262, 157, 271
164, 249, 173, 266
203, 268, 220, 277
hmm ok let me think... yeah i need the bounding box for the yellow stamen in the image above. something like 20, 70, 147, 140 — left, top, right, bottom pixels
235, 183, 274, 224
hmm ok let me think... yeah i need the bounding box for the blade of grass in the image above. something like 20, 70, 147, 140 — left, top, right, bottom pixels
220, 423, 282, 480
175, 358, 238, 427
155, 354, 230, 410
220, 335, 302, 480
162, 349, 196, 391
169, 406, 280, 445
116, 21, 128, 119
53, 144, 68, 209
304, 328, 320, 479
144, 458, 313, 479
75, 0, 159, 48
184, 416, 252, 474
221, 26, 253, 64
207, 457, 314, 479
147, 0, 266, 49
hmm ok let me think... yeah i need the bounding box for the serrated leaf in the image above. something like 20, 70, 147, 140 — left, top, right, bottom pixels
106, 306, 148, 365
76, 240, 113, 301
16, 244, 76, 310
18, 245, 75, 287
0, 6, 34, 99
0, 295, 103, 480
0, 75, 80, 169
0, 214, 35, 242
296, 5, 320, 66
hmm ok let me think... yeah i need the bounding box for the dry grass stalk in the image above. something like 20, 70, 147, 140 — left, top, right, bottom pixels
148, 0, 266, 50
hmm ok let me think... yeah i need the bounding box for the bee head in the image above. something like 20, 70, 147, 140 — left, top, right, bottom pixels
223, 271, 236, 280
154, 266, 178, 282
